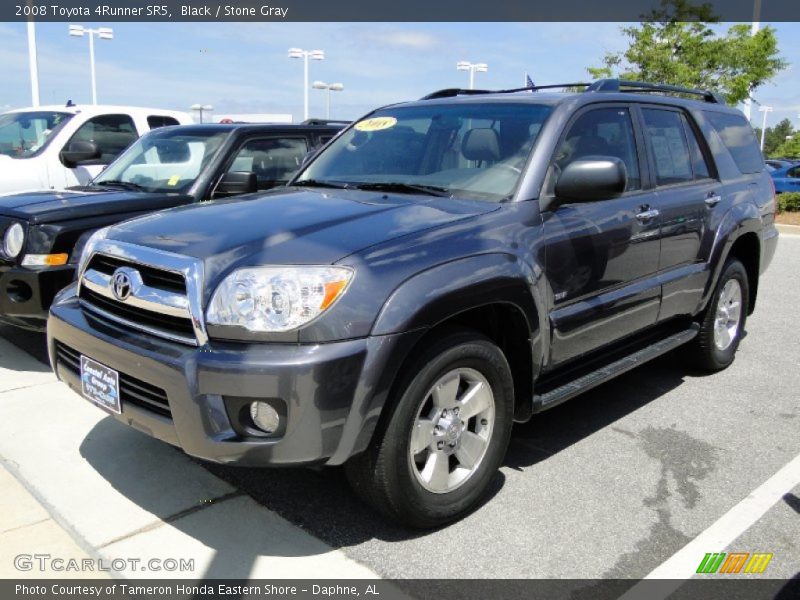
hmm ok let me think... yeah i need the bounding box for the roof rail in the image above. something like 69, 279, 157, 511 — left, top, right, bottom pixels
420, 83, 590, 100
587, 79, 724, 104
420, 79, 725, 104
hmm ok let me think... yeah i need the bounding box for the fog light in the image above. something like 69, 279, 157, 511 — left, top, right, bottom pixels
249, 401, 280, 434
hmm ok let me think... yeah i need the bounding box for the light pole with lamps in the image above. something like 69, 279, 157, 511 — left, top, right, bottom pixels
758, 105, 773, 152
190, 104, 214, 123
288, 48, 325, 121
68, 25, 113, 105
456, 61, 488, 90
312, 81, 344, 119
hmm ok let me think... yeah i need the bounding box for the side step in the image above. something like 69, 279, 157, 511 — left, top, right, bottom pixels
532, 324, 699, 412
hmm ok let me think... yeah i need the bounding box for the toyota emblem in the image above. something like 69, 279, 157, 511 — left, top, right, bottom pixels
111, 269, 134, 301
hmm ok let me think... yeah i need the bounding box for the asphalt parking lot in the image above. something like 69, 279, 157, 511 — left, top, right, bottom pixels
1, 234, 798, 586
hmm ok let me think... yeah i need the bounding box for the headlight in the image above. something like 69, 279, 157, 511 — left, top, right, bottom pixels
76, 226, 111, 277
3, 222, 25, 258
206, 266, 353, 333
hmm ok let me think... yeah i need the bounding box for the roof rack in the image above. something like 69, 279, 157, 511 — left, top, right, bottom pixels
586, 79, 723, 103
420, 83, 588, 100
420, 79, 724, 104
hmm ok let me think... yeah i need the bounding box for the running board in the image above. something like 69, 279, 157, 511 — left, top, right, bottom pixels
533, 324, 699, 412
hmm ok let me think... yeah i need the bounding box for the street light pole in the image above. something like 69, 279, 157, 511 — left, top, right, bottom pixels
312, 81, 344, 119
758, 105, 773, 152
288, 48, 325, 121
190, 104, 213, 123
26, 21, 39, 106
69, 25, 113, 104
743, 0, 762, 121
456, 61, 488, 90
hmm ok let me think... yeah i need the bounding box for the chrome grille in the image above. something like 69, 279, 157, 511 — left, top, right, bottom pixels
77, 241, 207, 346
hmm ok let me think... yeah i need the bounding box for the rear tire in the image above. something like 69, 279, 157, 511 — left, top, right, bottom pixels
345, 329, 514, 529
689, 258, 749, 372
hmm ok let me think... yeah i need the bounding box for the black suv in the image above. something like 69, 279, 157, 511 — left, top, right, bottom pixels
0, 122, 342, 330
47, 80, 778, 528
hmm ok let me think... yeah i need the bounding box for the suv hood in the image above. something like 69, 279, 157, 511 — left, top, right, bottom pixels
107, 188, 497, 281
0, 188, 192, 223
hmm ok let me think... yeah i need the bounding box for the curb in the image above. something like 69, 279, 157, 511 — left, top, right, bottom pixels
776, 223, 800, 235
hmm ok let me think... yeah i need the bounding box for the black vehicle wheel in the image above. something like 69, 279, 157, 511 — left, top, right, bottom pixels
345, 329, 514, 529
689, 258, 749, 372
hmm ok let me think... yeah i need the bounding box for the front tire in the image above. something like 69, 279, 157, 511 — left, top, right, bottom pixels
345, 330, 514, 529
689, 258, 749, 371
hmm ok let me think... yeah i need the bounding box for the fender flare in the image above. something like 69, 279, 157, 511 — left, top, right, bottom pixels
700, 201, 761, 312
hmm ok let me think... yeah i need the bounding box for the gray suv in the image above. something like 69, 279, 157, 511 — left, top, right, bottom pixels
47, 79, 778, 528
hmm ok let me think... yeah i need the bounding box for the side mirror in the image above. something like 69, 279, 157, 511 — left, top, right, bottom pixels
60, 141, 101, 168
214, 171, 258, 197
549, 157, 628, 208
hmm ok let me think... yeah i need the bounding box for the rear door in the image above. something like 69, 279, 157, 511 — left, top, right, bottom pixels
637, 105, 719, 321
543, 104, 662, 367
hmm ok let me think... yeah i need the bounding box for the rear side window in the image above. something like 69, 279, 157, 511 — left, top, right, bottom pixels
788, 167, 800, 179
147, 115, 181, 129
682, 116, 711, 179
705, 111, 763, 174
642, 109, 693, 185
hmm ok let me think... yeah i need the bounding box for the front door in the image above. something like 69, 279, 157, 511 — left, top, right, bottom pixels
542, 105, 661, 368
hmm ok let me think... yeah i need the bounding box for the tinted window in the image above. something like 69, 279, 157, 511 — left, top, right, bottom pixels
642, 109, 695, 185
555, 107, 641, 191
705, 111, 763, 174
68, 114, 138, 163
682, 115, 711, 179
147, 115, 180, 129
228, 137, 309, 189
787, 167, 800, 179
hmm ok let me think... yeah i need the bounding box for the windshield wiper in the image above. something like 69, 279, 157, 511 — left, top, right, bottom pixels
93, 180, 148, 192
291, 179, 351, 189
350, 182, 452, 197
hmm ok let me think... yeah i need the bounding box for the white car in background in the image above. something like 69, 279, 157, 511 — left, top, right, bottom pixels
0, 104, 193, 195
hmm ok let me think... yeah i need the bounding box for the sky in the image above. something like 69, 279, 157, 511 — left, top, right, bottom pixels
0, 21, 798, 129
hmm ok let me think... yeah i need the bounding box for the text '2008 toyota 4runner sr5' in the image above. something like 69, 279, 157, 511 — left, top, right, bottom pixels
48, 79, 778, 528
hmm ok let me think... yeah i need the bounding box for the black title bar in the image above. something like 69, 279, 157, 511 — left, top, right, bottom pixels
5, 0, 800, 22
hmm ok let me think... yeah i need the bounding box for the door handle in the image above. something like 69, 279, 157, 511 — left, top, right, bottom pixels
705, 194, 722, 207
635, 208, 660, 221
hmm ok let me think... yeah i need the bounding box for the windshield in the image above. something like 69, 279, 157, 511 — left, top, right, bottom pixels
0, 111, 73, 158
93, 128, 228, 193
296, 102, 553, 201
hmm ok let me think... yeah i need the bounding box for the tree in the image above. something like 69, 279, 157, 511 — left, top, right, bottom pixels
771, 135, 800, 160
762, 119, 796, 157
588, 0, 786, 105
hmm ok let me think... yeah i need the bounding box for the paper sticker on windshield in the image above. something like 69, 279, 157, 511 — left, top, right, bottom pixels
354, 117, 397, 132
167, 175, 180, 186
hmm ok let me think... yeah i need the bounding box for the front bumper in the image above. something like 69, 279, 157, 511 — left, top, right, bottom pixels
48, 295, 417, 467
0, 264, 75, 329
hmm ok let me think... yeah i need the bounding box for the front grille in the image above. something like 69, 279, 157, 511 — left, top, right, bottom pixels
87, 254, 186, 294
79, 286, 196, 339
55, 341, 172, 418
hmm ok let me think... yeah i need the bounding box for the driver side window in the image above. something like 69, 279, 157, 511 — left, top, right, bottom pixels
66, 114, 138, 164
555, 107, 641, 192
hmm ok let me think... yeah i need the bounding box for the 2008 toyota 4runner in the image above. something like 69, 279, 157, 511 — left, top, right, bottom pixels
47, 80, 779, 528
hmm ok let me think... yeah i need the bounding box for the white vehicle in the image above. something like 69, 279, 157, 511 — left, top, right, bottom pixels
0, 104, 193, 195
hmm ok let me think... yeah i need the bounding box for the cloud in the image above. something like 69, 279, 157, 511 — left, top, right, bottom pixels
353, 29, 440, 50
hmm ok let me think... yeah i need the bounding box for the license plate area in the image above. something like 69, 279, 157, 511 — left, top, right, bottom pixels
80, 355, 121, 414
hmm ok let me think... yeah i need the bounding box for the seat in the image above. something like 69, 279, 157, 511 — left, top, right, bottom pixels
461, 128, 500, 162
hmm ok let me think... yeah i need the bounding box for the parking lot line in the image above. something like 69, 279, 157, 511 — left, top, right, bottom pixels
620, 451, 800, 596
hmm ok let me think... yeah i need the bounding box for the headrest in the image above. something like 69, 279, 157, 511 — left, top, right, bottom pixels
153, 139, 190, 163
462, 128, 500, 162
